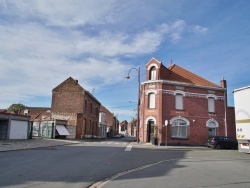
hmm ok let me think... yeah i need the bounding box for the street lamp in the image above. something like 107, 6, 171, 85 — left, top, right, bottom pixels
126, 67, 140, 143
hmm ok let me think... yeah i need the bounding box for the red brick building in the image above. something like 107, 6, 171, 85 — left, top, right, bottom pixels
51, 77, 101, 139
140, 58, 235, 145
100, 105, 119, 137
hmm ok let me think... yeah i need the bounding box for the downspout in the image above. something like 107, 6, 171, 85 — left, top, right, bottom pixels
221, 78, 228, 136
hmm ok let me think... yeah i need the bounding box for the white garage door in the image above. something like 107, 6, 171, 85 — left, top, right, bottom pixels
9, 120, 28, 139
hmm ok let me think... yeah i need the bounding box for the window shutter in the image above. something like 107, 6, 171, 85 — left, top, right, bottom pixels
208, 97, 215, 112
175, 94, 183, 110
151, 70, 156, 80
149, 93, 156, 108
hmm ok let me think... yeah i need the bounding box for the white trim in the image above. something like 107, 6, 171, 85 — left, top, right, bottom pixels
170, 116, 190, 126
141, 80, 225, 91
145, 116, 157, 125
146, 89, 157, 95
174, 90, 186, 96
206, 118, 219, 128
147, 63, 159, 70
206, 94, 217, 100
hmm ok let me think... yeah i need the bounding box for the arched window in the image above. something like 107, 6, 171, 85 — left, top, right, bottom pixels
170, 117, 190, 138
150, 66, 156, 80
148, 93, 156, 109
206, 119, 219, 137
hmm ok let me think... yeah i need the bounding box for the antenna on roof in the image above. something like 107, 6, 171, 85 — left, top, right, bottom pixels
170, 59, 173, 65
92, 88, 95, 95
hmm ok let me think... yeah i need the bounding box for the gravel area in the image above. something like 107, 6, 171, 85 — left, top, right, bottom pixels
0, 138, 79, 152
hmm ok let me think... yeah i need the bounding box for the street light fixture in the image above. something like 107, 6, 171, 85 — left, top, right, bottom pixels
126, 67, 140, 143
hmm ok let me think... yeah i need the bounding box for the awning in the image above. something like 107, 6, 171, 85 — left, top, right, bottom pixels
56, 125, 70, 136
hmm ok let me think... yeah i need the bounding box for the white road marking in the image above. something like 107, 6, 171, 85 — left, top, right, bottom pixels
125, 145, 132, 151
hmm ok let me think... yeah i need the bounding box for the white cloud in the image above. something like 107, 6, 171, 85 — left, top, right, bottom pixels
193, 25, 208, 34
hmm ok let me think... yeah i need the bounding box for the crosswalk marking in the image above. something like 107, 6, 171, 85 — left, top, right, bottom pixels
125, 146, 132, 151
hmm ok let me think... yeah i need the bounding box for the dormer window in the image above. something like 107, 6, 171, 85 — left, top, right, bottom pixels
150, 66, 156, 80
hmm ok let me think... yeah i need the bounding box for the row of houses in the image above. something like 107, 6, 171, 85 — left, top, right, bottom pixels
0, 77, 119, 140
1, 57, 237, 146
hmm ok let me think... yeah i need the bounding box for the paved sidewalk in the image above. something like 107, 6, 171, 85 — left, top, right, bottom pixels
0, 138, 79, 152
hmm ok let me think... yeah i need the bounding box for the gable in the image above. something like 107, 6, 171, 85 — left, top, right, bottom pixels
52, 77, 84, 92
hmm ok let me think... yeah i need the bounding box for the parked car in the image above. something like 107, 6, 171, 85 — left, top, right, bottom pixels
114, 134, 122, 138
205, 136, 238, 149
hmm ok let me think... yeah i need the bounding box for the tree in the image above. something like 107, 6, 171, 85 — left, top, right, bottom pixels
7, 103, 26, 114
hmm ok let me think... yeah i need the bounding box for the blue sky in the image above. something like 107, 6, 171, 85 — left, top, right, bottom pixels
0, 0, 250, 121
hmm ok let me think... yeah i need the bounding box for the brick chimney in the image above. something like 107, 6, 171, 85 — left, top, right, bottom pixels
220, 77, 227, 88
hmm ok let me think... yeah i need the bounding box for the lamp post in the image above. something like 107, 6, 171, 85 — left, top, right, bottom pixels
126, 67, 140, 143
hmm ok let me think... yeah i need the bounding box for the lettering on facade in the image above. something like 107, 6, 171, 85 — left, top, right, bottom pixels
208, 113, 217, 117
148, 84, 156, 89
208, 90, 215, 94
163, 89, 224, 100
176, 86, 184, 90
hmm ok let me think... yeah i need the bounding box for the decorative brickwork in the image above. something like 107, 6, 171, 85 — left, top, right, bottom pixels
140, 58, 236, 146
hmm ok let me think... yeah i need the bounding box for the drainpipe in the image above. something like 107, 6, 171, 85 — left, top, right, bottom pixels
221, 78, 228, 136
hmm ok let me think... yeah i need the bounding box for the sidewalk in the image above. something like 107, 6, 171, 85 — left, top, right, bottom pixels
0, 138, 79, 152
0, 138, 208, 152
129, 141, 208, 150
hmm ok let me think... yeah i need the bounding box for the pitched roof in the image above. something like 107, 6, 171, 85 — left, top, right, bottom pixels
166, 64, 220, 88
52, 77, 84, 92
19, 107, 51, 115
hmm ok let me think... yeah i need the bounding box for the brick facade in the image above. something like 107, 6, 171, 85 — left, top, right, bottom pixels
100, 105, 119, 137
140, 58, 236, 145
51, 77, 101, 139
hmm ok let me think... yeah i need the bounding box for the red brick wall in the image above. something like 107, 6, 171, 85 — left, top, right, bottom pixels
226, 106, 236, 139
140, 82, 229, 145
51, 77, 100, 138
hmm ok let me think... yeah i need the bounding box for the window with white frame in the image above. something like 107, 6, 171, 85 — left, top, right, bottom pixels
208, 97, 215, 113
150, 67, 156, 80
175, 94, 183, 110
171, 119, 188, 138
148, 93, 156, 109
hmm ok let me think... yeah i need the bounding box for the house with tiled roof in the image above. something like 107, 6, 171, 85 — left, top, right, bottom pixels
139, 57, 236, 145
52, 77, 101, 139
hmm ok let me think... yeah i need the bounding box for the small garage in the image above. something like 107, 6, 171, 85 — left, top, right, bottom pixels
0, 112, 31, 140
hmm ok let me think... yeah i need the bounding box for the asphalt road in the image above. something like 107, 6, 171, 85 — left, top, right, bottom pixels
0, 138, 249, 188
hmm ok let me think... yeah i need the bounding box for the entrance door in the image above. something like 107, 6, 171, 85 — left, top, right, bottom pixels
147, 120, 155, 142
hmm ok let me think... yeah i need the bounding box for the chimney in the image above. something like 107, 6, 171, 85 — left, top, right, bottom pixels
220, 77, 227, 88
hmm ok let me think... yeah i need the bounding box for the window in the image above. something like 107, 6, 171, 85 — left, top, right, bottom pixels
207, 121, 217, 137
175, 94, 183, 110
171, 119, 188, 138
148, 93, 156, 109
90, 103, 93, 114
208, 97, 215, 113
150, 67, 156, 80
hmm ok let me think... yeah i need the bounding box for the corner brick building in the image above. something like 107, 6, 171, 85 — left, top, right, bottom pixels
51, 77, 101, 139
140, 58, 236, 145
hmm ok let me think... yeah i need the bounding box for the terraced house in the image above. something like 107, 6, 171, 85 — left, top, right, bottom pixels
52, 77, 101, 139
140, 58, 236, 146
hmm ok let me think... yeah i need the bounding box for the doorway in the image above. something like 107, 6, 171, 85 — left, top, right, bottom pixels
147, 120, 155, 142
